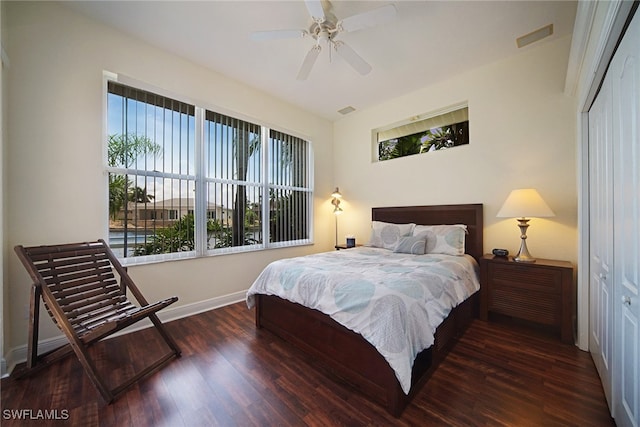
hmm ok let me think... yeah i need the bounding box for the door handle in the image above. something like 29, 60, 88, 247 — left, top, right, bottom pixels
622, 295, 631, 306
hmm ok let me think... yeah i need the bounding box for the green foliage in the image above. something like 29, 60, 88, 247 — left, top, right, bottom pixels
378, 121, 469, 161
109, 174, 128, 221
128, 186, 154, 203
133, 213, 196, 255
421, 127, 454, 152
378, 133, 423, 161
108, 134, 161, 220
269, 191, 308, 242
392, 134, 423, 157
108, 134, 161, 168
132, 213, 259, 255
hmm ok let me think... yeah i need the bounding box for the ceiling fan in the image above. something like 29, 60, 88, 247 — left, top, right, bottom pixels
250, 0, 397, 80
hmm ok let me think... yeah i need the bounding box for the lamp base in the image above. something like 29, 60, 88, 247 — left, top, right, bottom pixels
514, 218, 536, 263
514, 254, 536, 263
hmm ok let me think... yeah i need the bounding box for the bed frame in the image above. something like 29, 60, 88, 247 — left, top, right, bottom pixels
254, 204, 483, 417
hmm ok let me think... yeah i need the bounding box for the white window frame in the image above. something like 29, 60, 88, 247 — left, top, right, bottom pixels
104, 73, 314, 265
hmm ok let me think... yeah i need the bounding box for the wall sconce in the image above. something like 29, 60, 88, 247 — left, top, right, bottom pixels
331, 187, 342, 246
497, 188, 555, 262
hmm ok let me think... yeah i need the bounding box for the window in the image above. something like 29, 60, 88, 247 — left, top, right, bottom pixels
374, 105, 469, 162
106, 80, 313, 263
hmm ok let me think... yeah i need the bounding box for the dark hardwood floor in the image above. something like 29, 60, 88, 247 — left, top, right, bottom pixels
2, 302, 614, 426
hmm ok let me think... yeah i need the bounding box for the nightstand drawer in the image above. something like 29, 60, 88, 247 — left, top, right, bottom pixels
489, 263, 563, 294
489, 286, 560, 325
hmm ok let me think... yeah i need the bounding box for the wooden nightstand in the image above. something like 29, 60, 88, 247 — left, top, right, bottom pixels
479, 254, 575, 343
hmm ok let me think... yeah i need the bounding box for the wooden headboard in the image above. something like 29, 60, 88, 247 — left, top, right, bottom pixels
371, 204, 484, 261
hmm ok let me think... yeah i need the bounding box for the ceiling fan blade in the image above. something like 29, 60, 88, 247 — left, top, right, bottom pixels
305, 0, 325, 23
297, 45, 322, 80
338, 4, 397, 33
251, 29, 308, 41
334, 41, 372, 75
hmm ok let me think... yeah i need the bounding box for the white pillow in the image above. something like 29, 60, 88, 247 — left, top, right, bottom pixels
367, 221, 415, 250
412, 224, 467, 256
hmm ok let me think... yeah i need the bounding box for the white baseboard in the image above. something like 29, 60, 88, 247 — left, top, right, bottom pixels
3, 290, 247, 376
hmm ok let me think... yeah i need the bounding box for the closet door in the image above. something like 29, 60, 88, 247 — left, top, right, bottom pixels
588, 76, 614, 408
611, 10, 639, 427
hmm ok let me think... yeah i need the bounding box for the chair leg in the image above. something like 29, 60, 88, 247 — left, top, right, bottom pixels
26, 285, 41, 370
149, 314, 181, 356
66, 338, 115, 403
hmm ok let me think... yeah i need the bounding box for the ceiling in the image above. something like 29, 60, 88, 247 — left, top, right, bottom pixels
63, 0, 577, 122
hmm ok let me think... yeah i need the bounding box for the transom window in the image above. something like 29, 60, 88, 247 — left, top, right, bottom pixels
373, 105, 469, 162
106, 79, 313, 264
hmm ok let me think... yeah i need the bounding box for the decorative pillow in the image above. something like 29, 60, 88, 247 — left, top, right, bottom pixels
413, 224, 467, 256
393, 234, 427, 255
366, 221, 415, 250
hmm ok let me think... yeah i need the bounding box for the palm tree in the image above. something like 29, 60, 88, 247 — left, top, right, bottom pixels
378, 133, 422, 160
108, 134, 161, 253
128, 186, 155, 203
422, 122, 469, 152
108, 134, 161, 220
232, 127, 261, 246
108, 134, 161, 168
392, 134, 422, 157
109, 175, 128, 220
421, 127, 454, 152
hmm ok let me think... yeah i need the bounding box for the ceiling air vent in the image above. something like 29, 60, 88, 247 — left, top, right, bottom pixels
516, 24, 553, 48
338, 106, 356, 115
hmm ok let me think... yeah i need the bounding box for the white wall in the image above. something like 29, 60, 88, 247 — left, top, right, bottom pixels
4, 1, 334, 365
333, 35, 577, 265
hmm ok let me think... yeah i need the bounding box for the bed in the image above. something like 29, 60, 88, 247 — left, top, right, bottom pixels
247, 204, 483, 417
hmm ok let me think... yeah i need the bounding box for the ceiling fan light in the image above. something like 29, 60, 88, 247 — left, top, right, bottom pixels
255, 0, 396, 80
318, 29, 330, 44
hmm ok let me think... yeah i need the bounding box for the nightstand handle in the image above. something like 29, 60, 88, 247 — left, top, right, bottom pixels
599, 273, 607, 280
622, 295, 632, 306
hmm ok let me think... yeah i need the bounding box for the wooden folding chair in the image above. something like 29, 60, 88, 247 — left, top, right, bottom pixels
14, 239, 181, 403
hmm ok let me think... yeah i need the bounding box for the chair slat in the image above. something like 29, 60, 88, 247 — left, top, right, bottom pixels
57, 286, 122, 306
80, 298, 176, 341
58, 289, 124, 314
66, 295, 130, 321
24, 244, 109, 260
75, 303, 139, 335
29, 255, 110, 273
50, 276, 119, 298
37, 261, 113, 283
40, 264, 114, 287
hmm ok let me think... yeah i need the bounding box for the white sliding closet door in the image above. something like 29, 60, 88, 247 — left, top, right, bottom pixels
588, 9, 640, 427
588, 76, 614, 408
610, 10, 639, 427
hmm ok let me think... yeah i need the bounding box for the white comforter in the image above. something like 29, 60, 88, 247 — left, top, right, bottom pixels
246, 247, 480, 394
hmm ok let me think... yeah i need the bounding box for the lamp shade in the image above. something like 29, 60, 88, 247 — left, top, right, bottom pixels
496, 189, 555, 218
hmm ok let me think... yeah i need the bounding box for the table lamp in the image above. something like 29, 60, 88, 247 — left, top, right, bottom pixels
496, 188, 554, 262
